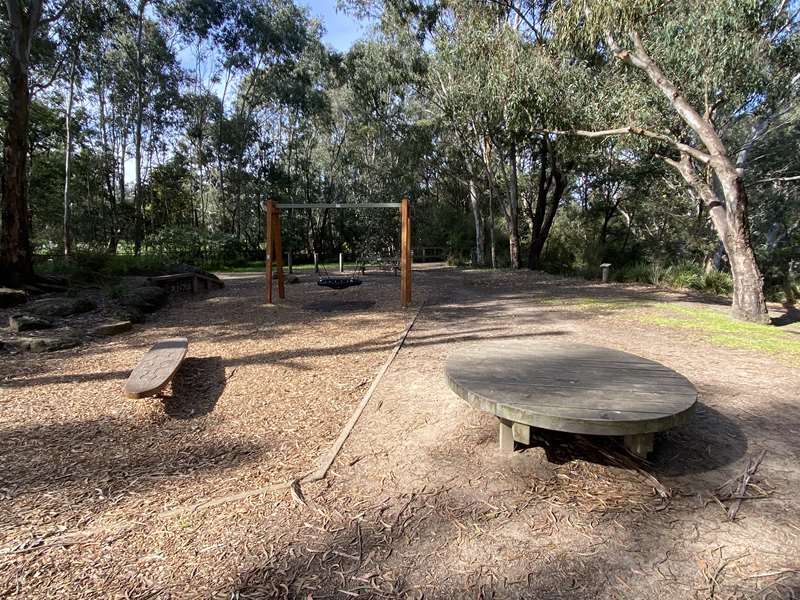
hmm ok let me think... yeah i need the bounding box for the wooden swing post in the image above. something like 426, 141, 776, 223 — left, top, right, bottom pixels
268, 200, 411, 307
400, 197, 412, 308
264, 199, 285, 304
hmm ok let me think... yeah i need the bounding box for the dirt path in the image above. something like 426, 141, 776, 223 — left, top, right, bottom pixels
2, 267, 798, 598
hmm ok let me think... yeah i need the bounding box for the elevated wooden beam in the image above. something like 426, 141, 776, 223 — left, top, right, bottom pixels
275, 203, 401, 209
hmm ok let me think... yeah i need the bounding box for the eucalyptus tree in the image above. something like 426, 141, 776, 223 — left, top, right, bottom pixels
550, 0, 800, 322
1, 0, 70, 284
53, 0, 109, 257
84, 1, 135, 252
123, 1, 182, 254
427, 1, 583, 269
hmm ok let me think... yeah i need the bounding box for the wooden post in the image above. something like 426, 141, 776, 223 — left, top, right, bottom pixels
314, 252, 319, 273
272, 204, 285, 299
600, 263, 612, 283
265, 200, 274, 304
498, 418, 514, 452
400, 197, 412, 307
339, 252, 344, 273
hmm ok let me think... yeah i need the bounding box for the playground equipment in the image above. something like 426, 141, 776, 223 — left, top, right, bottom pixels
445, 340, 697, 458
264, 199, 412, 307
125, 337, 189, 399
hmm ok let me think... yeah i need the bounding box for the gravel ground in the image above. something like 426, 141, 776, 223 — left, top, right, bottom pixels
1, 266, 798, 599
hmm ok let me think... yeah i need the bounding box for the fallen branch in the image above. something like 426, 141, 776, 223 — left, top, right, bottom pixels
723, 449, 767, 521
745, 567, 800, 579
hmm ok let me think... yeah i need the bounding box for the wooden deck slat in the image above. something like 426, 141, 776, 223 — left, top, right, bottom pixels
454, 379, 697, 395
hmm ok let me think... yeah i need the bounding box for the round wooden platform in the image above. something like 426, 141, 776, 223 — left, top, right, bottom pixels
445, 340, 697, 456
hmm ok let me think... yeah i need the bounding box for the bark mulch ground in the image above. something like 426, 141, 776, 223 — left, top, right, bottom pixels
1, 266, 798, 599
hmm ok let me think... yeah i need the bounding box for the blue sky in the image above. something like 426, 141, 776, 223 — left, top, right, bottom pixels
302, 1, 369, 52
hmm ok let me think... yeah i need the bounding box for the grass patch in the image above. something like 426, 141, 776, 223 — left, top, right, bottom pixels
532, 297, 638, 310
639, 303, 800, 360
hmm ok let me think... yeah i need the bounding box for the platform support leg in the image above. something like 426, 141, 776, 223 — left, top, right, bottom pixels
498, 418, 514, 452
512, 422, 531, 446
624, 433, 654, 458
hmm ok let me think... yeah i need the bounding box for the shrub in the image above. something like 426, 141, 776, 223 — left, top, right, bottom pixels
613, 260, 733, 297
614, 262, 651, 283
663, 261, 703, 289
692, 270, 734, 296
648, 262, 665, 286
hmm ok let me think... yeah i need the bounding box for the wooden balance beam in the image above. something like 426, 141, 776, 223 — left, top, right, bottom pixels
124, 337, 189, 399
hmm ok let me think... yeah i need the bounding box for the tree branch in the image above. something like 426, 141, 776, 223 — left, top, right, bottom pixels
40, 0, 72, 27
659, 152, 731, 241
756, 175, 800, 183
536, 126, 711, 164
605, 33, 647, 69
626, 30, 729, 159
30, 54, 67, 94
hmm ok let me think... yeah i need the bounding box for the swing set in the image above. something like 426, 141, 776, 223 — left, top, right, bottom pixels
264, 198, 413, 307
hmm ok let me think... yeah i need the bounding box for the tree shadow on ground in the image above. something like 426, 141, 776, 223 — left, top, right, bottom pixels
772, 303, 800, 327
162, 356, 225, 419
0, 415, 263, 531
223, 402, 797, 600
0, 367, 131, 388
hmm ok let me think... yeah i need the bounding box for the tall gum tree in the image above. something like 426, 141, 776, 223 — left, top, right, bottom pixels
1, 0, 51, 284
550, 0, 800, 323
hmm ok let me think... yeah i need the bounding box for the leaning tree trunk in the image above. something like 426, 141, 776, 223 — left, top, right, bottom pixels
672, 153, 769, 323
526, 139, 566, 270
469, 177, 485, 266
717, 172, 769, 323
600, 30, 770, 323
0, 43, 34, 285
528, 174, 564, 271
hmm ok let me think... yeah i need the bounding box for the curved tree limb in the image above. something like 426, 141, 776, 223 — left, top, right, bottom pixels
535, 126, 711, 164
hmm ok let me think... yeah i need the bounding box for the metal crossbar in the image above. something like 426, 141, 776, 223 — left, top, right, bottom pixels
274, 203, 402, 209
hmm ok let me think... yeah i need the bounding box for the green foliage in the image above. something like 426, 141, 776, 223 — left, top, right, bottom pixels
613, 262, 651, 284
8, 0, 800, 313
37, 252, 174, 284
612, 260, 734, 296
143, 227, 250, 266
695, 270, 734, 296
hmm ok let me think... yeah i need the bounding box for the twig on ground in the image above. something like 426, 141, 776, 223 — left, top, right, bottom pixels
714, 449, 767, 521
578, 436, 671, 500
